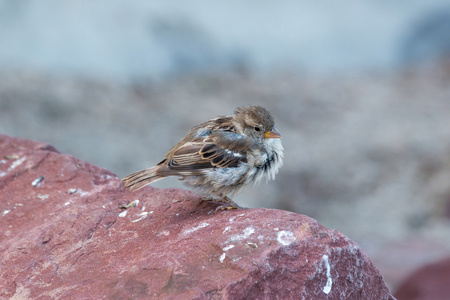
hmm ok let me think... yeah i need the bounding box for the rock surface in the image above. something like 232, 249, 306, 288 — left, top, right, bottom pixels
0, 134, 394, 299
394, 256, 450, 300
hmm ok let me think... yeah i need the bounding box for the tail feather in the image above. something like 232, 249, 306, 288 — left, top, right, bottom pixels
122, 166, 164, 191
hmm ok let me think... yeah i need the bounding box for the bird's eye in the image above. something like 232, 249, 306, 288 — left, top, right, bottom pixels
254, 126, 262, 132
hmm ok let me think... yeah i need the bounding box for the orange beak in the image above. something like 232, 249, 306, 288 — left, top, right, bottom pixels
264, 127, 281, 139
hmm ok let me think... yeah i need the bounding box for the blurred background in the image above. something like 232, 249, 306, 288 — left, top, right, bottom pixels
1, 0, 450, 296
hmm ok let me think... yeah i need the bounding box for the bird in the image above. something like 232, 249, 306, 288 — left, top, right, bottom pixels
122, 105, 283, 210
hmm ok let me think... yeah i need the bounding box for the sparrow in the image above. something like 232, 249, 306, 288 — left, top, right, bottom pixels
122, 105, 283, 210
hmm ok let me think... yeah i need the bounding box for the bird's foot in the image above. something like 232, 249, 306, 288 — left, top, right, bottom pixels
198, 196, 245, 211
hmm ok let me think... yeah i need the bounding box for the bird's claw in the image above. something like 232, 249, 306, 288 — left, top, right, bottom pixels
215, 204, 239, 211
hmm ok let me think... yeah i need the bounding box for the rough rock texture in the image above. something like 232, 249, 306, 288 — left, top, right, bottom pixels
394, 256, 450, 300
0, 134, 394, 299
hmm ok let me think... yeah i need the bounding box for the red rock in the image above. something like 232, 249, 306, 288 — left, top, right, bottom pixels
0, 134, 394, 299
394, 256, 450, 300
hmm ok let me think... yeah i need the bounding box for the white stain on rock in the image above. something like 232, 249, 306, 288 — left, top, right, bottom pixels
11, 156, 26, 169
219, 253, 226, 263
132, 211, 149, 223
228, 226, 255, 242
118, 211, 127, 217
0, 156, 26, 177
322, 254, 333, 294
78, 190, 89, 197
223, 245, 235, 251
156, 230, 170, 237
183, 222, 209, 235
277, 230, 296, 246
223, 226, 231, 234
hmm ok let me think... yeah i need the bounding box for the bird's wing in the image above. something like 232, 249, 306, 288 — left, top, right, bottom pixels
156, 132, 250, 177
